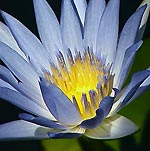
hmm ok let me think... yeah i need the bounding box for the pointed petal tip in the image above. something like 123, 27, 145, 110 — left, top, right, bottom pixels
139, 0, 150, 29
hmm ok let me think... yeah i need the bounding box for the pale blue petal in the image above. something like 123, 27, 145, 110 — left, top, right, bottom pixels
19, 113, 66, 129
0, 21, 26, 60
0, 65, 18, 87
40, 78, 82, 125
1, 11, 50, 73
0, 87, 52, 119
113, 5, 147, 83
0, 64, 47, 109
137, 1, 150, 40
0, 42, 46, 106
80, 96, 114, 129
114, 40, 143, 89
126, 74, 150, 105
0, 79, 16, 90
73, 0, 87, 25
0, 120, 50, 140
0, 42, 38, 85
84, 0, 106, 53
96, 0, 119, 64
85, 114, 138, 139
110, 69, 150, 115
60, 0, 84, 57
117, 70, 150, 109
33, 0, 63, 63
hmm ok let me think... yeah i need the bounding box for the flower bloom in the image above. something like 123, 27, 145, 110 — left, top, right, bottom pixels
0, 0, 150, 140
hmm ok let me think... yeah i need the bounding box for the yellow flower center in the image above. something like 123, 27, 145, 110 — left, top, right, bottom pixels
44, 51, 114, 120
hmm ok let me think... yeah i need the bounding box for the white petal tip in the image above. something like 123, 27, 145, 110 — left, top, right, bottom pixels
85, 114, 139, 140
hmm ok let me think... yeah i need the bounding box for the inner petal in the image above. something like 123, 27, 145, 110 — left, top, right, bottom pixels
44, 50, 114, 120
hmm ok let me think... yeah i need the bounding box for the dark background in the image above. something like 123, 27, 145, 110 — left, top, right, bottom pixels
0, 0, 150, 151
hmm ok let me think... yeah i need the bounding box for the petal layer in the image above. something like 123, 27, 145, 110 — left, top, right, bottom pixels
40, 78, 82, 125
0, 120, 50, 140
80, 96, 114, 129
96, 0, 119, 63
60, 0, 84, 57
84, 0, 106, 53
33, 0, 63, 65
1, 11, 50, 73
85, 114, 138, 139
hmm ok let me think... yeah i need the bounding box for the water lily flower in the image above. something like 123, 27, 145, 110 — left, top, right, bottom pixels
0, 0, 150, 140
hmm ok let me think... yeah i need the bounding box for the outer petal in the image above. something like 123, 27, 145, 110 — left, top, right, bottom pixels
137, 0, 150, 40
115, 40, 143, 89
60, 0, 84, 57
85, 114, 138, 139
19, 113, 65, 129
0, 120, 50, 140
96, 0, 119, 64
1, 11, 50, 73
73, 0, 87, 25
33, 0, 63, 64
109, 69, 150, 116
126, 74, 150, 105
113, 5, 147, 86
84, 0, 106, 53
80, 96, 114, 129
0, 42, 48, 107
0, 65, 18, 88
40, 78, 82, 125
0, 42, 38, 85
0, 21, 26, 60
0, 87, 53, 119
0, 65, 46, 108
0, 79, 16, 90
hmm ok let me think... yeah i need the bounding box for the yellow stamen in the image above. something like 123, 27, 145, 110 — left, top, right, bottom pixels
44, 51, 113, 120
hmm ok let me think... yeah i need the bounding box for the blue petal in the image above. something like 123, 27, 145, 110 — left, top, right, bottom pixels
48, 132, 82, 139
40, 78, 82, 125
0, 120, 49, 140
85, 114, 138, 139
19, 113, 66, 129
111, 69, 150, 115
73, 0, 87, 25
0, 65, 18, 87
113, 5, 147, 85
96, 0, 119, 64
60, 0, 84, 57
0, 79, 16, 90
137, 1, 150, 40
119, 70, 150, 108
33, 0, 63, 64
0, 87, 52, 119
84, 0, 106, 53
80, 96, 114, 129
0, 42, 47, 107
0, 64, 47, 108
0, 21, 26, 59
0, 41, 38, 85
114, 40, 143, 89
1, 11, 50, 73
125, 70, 150, 105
